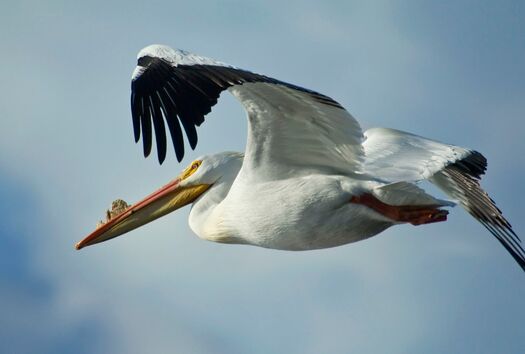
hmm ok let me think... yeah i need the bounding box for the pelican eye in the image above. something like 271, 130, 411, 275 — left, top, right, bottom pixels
181, 160, 202, 180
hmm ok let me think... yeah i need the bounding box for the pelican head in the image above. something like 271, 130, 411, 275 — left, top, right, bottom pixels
75, 151, 243, 250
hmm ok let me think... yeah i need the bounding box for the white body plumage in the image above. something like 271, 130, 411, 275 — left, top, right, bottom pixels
76, 45, 523, 273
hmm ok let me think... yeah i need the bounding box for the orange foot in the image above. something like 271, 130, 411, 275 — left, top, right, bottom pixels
350, 193, 449, 226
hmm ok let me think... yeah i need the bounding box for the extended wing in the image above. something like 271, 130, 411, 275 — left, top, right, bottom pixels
363, 127, 524, 271
130, 45, 364, 177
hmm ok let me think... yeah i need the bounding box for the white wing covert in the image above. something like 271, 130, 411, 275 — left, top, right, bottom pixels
229, 82, 364, 179
362, 127, 473, 182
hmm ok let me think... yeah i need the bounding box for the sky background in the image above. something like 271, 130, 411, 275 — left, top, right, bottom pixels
1, 1, 524, 353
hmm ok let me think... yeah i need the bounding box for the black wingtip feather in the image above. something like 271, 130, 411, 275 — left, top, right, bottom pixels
131, 92, 141, 143
164, 108, 185, 162
156, 89, 184, 162
141, 103, 153, 158
458, 150, 487, 178
150, 95, 167, 164
190, 135, 198, 150
440, 155, 524, 272
482, 221, 525, 272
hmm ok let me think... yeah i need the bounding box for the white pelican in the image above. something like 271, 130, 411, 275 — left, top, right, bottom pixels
76, 45, 524, 272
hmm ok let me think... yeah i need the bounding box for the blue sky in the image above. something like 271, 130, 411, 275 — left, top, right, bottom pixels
1, 1, 524, 353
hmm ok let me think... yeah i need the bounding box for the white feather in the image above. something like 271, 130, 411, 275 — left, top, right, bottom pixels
363, 127, 471, 182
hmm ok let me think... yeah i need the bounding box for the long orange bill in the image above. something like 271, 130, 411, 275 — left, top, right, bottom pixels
75, 178, 210, 250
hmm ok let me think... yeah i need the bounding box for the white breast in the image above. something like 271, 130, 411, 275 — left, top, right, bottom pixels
203, 175, 393, 250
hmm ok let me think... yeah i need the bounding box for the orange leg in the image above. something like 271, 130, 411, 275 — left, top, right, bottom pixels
350, 193, 448, 225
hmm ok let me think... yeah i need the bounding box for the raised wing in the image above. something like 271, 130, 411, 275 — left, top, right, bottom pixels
363, 127, 524, 271
130, 44, 364, 176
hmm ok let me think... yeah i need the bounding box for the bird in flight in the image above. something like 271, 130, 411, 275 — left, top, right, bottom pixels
76, 45, 523, 272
